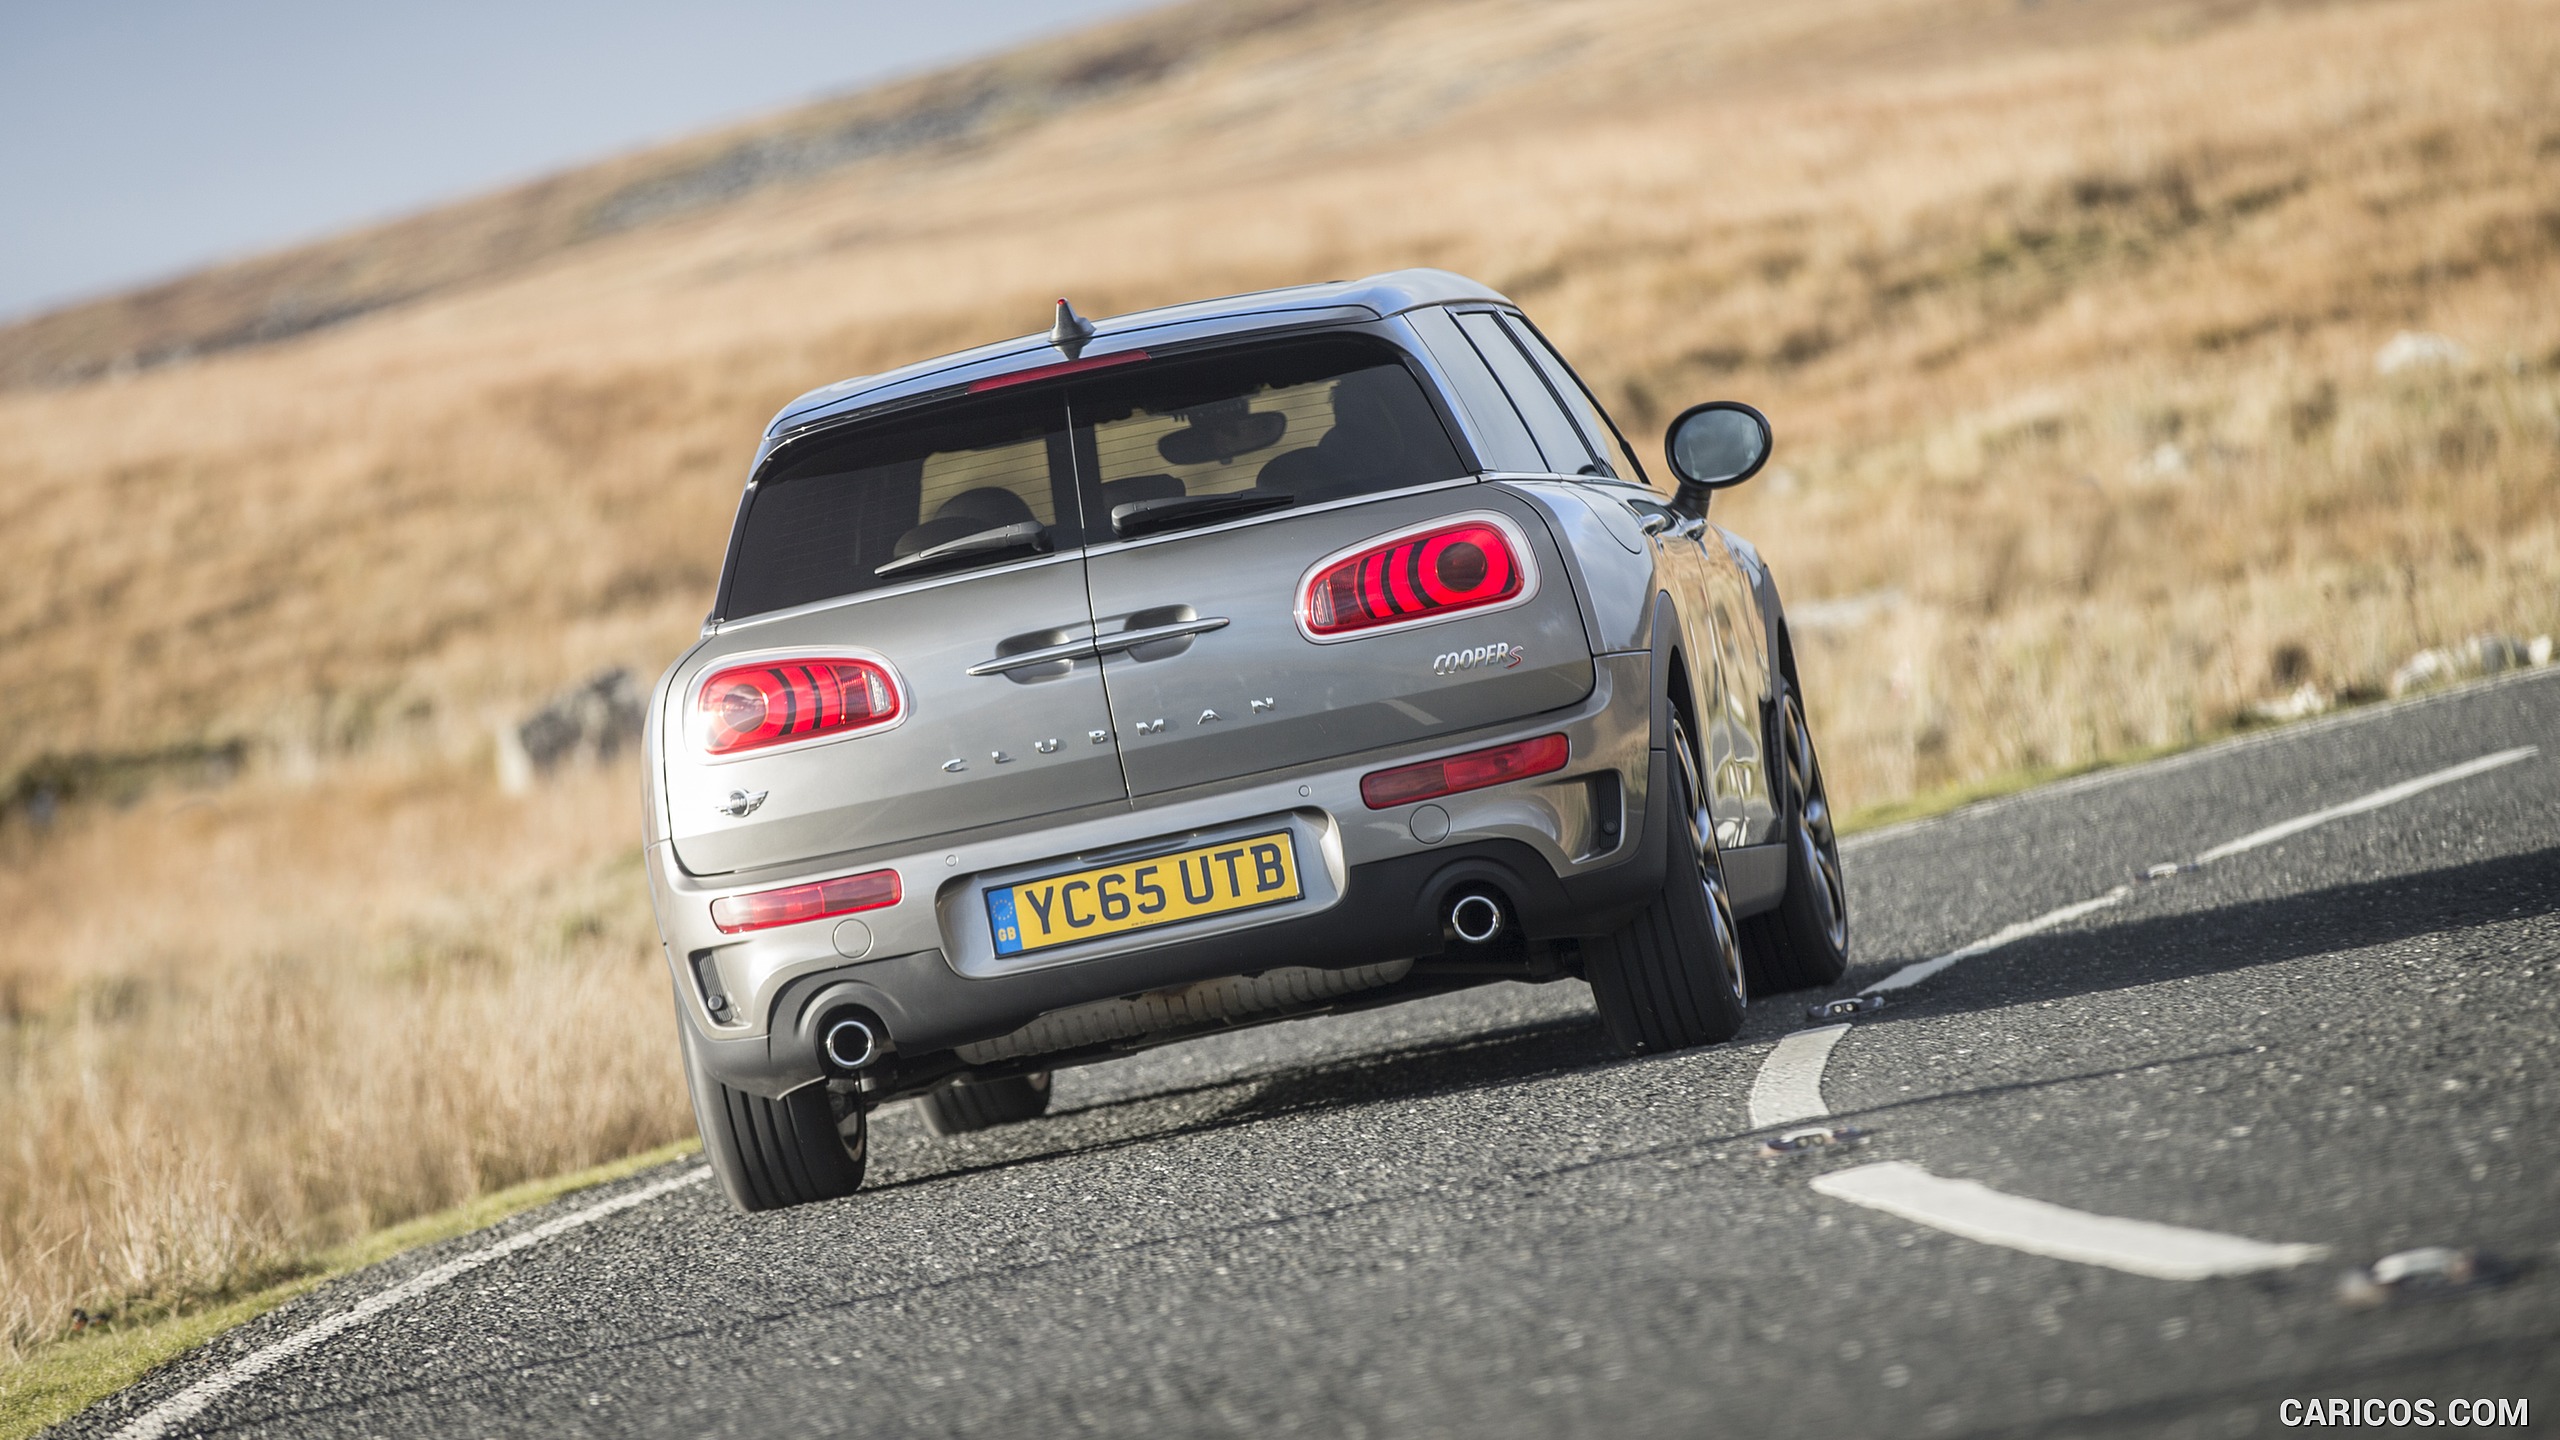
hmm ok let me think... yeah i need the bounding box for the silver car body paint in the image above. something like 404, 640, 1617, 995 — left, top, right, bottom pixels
644, 269, 1797, 1096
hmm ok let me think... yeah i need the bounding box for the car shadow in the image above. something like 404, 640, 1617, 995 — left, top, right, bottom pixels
863, 1013, 1629, 1193
1831, 842, 2560, 1026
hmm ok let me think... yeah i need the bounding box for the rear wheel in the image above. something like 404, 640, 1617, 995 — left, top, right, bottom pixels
677, 1000, 868, 1212
1585, 712, 1748, 1053
921, 1072, 1054, 1135
1740, 683, 1850, 993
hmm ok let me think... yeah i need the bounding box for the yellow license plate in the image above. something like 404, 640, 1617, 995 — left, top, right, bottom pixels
986, 830, 1303, 956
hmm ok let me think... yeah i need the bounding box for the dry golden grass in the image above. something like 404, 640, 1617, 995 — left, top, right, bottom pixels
1, 0, 2555, 1364
0, 757, 686, 1360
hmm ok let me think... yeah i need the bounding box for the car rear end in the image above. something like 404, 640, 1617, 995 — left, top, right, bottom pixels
645, 279, 1669, 1124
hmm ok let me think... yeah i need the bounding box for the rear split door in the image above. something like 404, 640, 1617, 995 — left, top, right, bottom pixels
665, 387, 1127, 877
1067, 334, 1595, 798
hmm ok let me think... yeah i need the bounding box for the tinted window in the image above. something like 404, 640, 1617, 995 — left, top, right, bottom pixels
1501, 316, 1626, 481
725, 388, 1075, 619
1073, 336, 1466, 520
1454, 310, 1600, 476
1406, 307, 1544, 472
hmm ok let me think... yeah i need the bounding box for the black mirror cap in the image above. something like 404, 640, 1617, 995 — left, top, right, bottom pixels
1663, 401, 1774, 503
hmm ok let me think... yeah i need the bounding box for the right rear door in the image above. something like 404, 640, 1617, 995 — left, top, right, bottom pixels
1066, 333, 1596, 799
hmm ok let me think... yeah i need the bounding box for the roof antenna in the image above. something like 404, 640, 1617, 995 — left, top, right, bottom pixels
1047, 298, 1096, 359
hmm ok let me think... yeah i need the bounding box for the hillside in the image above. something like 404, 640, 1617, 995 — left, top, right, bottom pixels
3, 0, 2556, 1370
1, 0, 2552, 819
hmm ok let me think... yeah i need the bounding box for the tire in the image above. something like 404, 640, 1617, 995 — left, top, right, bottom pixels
677, 999, 868, 1212
1740, 679, 1851, 994
1584, 711, 1748, 1053
920, 1072, 1054, 1136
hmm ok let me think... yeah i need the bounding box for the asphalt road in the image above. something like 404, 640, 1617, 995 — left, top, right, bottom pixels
66, 669, 2559, 1439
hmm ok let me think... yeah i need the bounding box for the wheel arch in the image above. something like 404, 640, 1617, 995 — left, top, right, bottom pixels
1646, 589, 1699, 758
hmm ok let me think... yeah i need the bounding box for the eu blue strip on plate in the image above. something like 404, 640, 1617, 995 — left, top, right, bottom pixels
986, 887, 1024, 956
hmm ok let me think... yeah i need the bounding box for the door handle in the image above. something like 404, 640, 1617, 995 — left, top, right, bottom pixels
964, 618, 1229, 675
1090, 616, 1229, 654
965, 636, 1102, 676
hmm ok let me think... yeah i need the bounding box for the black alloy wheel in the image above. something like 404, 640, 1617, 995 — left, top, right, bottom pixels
1584, 710, 1749, 1052
1740, 684, 1851, 992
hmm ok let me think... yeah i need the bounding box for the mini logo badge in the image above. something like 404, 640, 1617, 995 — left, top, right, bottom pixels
1433, 643, 1525, 676
718, 788, 768, 818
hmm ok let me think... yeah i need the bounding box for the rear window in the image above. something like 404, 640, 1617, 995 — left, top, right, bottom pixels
720, 334, 1466, 619
723, 388, 1075, 620
1075, 335, 1466, 518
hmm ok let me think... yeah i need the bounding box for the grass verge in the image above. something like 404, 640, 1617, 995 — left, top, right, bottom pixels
0, 1137, 699, 1440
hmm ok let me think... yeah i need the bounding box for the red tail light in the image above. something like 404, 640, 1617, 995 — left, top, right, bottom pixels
1299, 514, 1531, 639
695, 657, 902, 756
1361, 733, 1570, 809
710, 868, 900, 934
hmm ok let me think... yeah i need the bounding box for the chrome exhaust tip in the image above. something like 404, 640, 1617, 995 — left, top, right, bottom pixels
1448, 892, 1505, 946
820, 1015, 882, 1072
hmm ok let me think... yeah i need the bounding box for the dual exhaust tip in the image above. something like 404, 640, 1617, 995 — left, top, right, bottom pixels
819, 896, 1505, 1070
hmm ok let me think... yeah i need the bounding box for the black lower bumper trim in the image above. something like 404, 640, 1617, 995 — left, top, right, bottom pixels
690, 748, 1675, 1097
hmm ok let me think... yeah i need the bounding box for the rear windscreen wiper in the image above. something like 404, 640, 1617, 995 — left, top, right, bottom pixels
873, 521, 1052, 579
1111, 491, 1295, 539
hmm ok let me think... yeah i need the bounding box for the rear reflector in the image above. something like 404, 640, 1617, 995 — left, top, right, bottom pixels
711, 868, 900, 934
967, 349, 1149, 392
1301, 516, 1528, 638
697, 657, 901, 756
1361, 733, 1570, 809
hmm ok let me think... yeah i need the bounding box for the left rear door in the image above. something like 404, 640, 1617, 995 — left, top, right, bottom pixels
664, 386, 1126, 877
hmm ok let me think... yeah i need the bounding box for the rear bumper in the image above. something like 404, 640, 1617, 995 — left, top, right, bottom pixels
652, 651, 1661, 1097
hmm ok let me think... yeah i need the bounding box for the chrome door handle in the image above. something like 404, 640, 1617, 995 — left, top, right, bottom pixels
965, 636, 1103, 676
966, 617, 1228, 675
1090, 617, 1230, 654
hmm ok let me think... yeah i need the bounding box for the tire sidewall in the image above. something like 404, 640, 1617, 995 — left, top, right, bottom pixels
1668, 713, 1749, 1016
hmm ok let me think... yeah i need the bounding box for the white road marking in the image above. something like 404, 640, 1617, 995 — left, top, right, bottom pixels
1811, 1162, 2329, 1280
1856, 745, 2541, 998
112, 1167, 709, 1440
1862, 887, 2132, 995
1748, 1024, 1851, 1128
2191, 745, 2538, 863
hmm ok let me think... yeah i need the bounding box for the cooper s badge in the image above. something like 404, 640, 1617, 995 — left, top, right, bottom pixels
1433, 643, 1525, 675
718, 788, 768, 817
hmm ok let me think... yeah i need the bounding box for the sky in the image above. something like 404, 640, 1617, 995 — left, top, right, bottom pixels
0, 0, 1158, 323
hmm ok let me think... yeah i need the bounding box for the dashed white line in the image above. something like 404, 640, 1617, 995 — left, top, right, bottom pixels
1810, 1162, 2330, 1279
2191, 745, 2538, 864
1858, 744, 2541, 998
1862, 887, 2132, 996
112, 1167, 709, 1440
1748, 1023, 1850, 1128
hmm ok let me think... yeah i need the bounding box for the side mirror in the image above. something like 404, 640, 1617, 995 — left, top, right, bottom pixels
1663, 401, 1772, 515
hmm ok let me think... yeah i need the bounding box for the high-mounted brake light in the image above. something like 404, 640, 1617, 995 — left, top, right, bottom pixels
1361, 734, 1570, 809
1298, 514, 1532, 640
710, 868, 900, 934
695, 657, 902, 756
967, 349, 1148, 392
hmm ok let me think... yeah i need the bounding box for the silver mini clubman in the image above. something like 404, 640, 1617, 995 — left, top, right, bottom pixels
645, 270, 1849, 1211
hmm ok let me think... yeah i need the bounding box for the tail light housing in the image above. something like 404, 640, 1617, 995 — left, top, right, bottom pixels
711, 868, 900, 934
1297, 512, 1536, 641
1362, 733, 1570, 809
694, 655, 903, 757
